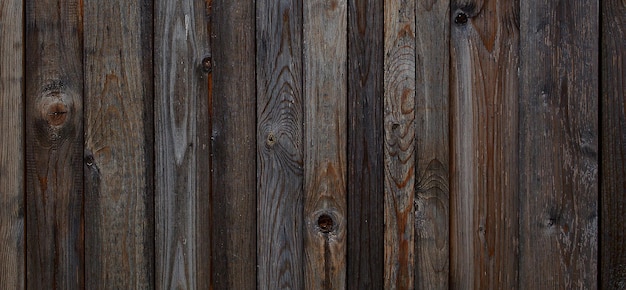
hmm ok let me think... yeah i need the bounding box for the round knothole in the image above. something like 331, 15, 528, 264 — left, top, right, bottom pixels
85, 155, 94, 167
202, 56, 212, 73
266, 132, 276, 146
455, 12, 468, 25
317, 214, 334, 234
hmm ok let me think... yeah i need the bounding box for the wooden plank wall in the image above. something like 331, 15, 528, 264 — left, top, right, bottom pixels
0, 0, 623, 289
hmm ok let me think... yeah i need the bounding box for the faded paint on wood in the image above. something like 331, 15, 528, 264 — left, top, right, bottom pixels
256, 0, 305, 288
519, 0, 599, 288
347, 0, 384, 288
0, 0, 24, 288
383, 0, 416, 288
84, 0, 154, 288
303, 0, 348, 289
154, 0, 212, 287
449, 0, 520, 288
601, 0, 626, 288
25, 0, 84, 288
415, 0, 450, 288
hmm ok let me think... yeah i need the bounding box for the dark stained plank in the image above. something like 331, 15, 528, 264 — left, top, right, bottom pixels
383, 0, 416, 288
449, 0, 520, 288
347, 0, 384, 288
0, 0, 24, 287
154, 0, 212, 287
25, 0, 84, 288
209, 0, 256, 288
256, 0, 304, 288
83, 0, 154, 288
303, 0, 348, 289
519, 0, 598, 288
601, 0, 626, 288
414, 0, 450, 288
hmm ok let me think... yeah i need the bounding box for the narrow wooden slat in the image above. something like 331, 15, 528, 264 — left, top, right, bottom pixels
256, 0, 304, 288
601, 0, 626, 287
303, 0, 348, 289
347, 0, 384, 288
83, 0, 154, 288
519, 0, 599, 288
210, 0, 256, 288
414, 0, 450, 288
383, 0, 416, 288
25, 0, 84, 288
449, 0, 519, 288
154, 0, 211, 287
0, 0, 24, 287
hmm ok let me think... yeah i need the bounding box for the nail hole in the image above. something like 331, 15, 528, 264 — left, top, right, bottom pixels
455, 12, 468, 25
317, 214, 334, 234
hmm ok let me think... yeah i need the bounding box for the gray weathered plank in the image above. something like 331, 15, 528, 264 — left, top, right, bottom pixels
519, 0, 599, 288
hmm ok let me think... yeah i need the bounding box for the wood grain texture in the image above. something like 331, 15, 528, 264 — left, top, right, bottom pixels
519, 0, 599, 288
449, 0, 519, 288
0, 0, 24, 287
303, 0, 348, 289
210, 0, 256, 288
154, 0, 211, 287
25, 0, 84, 288
601, 0, 626, 288
256, 0, 304, 288
414, 0, 450, 288
83, 0, 154, 288
347, 0, 384, 288
383, 0, 416, 288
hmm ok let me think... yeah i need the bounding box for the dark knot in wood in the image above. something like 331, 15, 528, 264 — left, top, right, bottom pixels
454, 12, 468, 25
202, 56, 212, 73
317, 214, 334, 234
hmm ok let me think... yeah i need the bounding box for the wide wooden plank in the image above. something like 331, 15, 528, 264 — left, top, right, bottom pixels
25, 0, 84, 288
519, 0, 599, 288
601, 0, 626, 288
83, 0, 154, 288
256, 0, 304, 288
383, 0, 416, 288
347, 0, 384, 288
0, 0, 24, 287
449, 0, 519, 288
303, 0, 348, 289
209, 0, 256, 288
414, 0, 450, 288
154, 0, 212, 287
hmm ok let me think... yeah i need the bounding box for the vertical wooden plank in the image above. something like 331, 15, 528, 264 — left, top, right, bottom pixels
601, 0, 626, 288
383, 0, 416, 288
347, 0, 384, 288
154, 0, 211, 287
414, 0, 450, 288
449, 0, 519, 288
83, 0, 154, 288
210, 0, 256, 288
257, 0, 304, 288
519, 0, 598, 288
0, 0, 24, 287
25, 0, 84, 288
303, 0, 347, 289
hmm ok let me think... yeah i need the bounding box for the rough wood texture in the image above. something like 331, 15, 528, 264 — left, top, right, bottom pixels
449, 0, 519, 288
303, 0, 348, 289
154, 0, 212, 287
519, 0, 599, 288
210, 0, 256, 288
383, 0, 416, 288
0, 0, 24, 287
347, 0, 384, 288
601, 0, 626, 288
25, 0, 84, 288
257, 0, 304, 288
415, 0, 450, 288
83, 0, 154, 288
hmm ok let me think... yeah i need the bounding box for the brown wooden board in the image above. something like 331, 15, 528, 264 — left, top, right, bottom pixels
0, 0, 24, 287
256, 0, 305, 288
154, 0, 212, 287
519, 0, 599, 288
25, 0, 85, 288
83, 0, 154, 288
347, 0, 385, 288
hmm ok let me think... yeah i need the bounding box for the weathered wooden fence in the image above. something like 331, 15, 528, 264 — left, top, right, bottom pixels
0, 0, 624, 289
